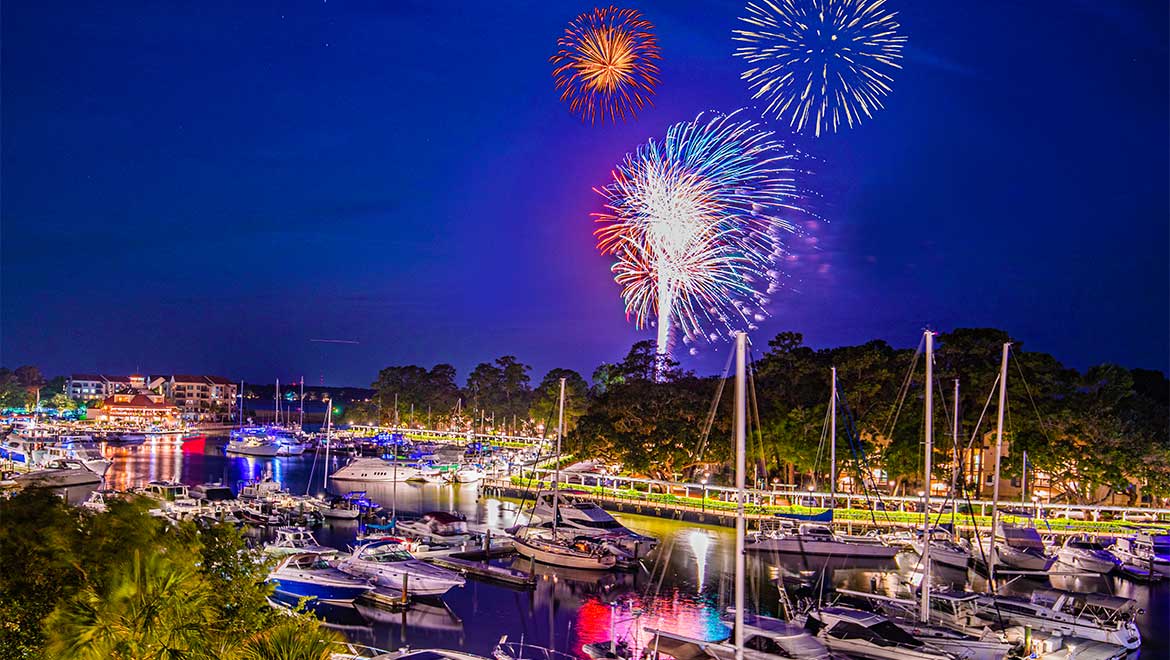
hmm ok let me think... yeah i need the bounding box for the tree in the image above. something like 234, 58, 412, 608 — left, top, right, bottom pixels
529, 369, 590, 436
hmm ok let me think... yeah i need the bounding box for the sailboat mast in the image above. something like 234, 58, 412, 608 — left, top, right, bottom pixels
829, 367, 837, 503
299, 377, 304, 431
323, 400, 332, 490
989, 342, 1011, 588
952, 379, 960, 535
238, 380, 244, 429
734, 332, 747, 660
553, 377, 566, 536
920, 330, 933, 622
275, 378, 280, 427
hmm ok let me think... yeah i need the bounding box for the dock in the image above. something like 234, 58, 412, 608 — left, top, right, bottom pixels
425, 554, 535, 589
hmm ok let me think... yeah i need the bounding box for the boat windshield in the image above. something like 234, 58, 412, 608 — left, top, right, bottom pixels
363, 545, 414, 562
826, 620, 921, 648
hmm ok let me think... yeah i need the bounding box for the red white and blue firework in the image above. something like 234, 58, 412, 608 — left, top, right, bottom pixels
594, 111, 808, 354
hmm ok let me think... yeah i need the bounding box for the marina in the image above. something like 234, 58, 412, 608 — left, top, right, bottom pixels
3, 428, 1166, 659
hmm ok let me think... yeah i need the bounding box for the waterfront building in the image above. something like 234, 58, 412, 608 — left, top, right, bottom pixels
86, 391, 181, 427
159, 375, 237, 421
66, 374, 134, 400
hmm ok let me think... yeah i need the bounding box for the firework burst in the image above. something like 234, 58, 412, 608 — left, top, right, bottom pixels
551, 6, 661, 124
595, 111, 807, 354
733, 0, 907, 137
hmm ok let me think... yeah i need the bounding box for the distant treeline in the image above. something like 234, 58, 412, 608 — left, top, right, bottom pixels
350, 328, 1169, 505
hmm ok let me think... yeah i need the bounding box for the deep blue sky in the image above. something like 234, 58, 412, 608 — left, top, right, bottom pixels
2, 1, 1167, 386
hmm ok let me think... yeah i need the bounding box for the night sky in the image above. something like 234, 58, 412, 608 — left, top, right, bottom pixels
2, 1, 1167, 385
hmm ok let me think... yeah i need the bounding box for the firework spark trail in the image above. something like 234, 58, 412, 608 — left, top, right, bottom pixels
594, 111, 808, 355
551, 6, 661, 124
733, 0, 907, 137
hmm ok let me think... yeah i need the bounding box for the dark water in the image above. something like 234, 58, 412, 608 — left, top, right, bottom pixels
101, 438, 1167, 658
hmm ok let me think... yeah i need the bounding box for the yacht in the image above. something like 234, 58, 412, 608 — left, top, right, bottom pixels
647, 612, 831, 660
528, 491, 658, 559
34, 444, 111, 477
746, 520, 898, 559
511, 526, 617, 570
798, 606, 958, 659
973, 588, 1141, 650
264, 526, 337, 557
0, 436, 40, 465
224, 433, 281, 457
333, 539, 465, 596
331, 458, 421, 482
839, 589, 1013, 660
268, 552, 373, 604
14, 459, 103, 491
909, 529, 971, 570
1055, 535, 1122, 575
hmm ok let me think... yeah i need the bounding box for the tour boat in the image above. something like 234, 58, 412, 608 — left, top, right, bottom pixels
798, 606, 958, 660
972, 588, 1141, 650
746, 520, 898, 559
528, 490, 658, 560
511, 526, 617, 570
1055, 535, 1122, 575
909, 529, 971, 570
333, 539, 465, 596
264, 526, 337, 557
647, 612, 831, 660
268, 552, 373, 604
330, 458, 421, 482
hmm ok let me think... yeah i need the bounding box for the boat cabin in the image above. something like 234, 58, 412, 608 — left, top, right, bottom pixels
143, 481, 190, 501
421, 512, 469, 537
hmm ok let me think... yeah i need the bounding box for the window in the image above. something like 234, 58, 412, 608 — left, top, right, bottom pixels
745, 636, 786, 655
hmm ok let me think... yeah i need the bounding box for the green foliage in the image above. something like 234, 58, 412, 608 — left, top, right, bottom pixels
0, 492, 335, 660
528, 369, 589, 436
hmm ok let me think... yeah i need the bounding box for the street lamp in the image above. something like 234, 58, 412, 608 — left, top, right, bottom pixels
771, 478, 780, 507
700, 476, 708, 513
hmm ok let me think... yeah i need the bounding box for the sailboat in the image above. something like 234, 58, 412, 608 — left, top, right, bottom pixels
746, 368, 896, 560
511, 378, 624, 570
649, 334, 829, 660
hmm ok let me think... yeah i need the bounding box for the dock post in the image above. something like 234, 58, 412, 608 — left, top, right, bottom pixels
401, 575, 408, 606
484, 529, 491, 553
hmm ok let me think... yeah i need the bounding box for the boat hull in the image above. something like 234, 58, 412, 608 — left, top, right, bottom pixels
225, 444, 281, 457
513, 536, 616, 570
270, 577, 372, 603
747, 537, 898, 559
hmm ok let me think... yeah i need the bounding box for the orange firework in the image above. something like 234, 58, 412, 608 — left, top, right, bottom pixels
550, 6, 661, 124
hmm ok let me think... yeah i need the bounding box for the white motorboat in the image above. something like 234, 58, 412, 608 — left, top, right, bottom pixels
268, 552, 373, 604
313, 492, 366, 519
511, 526, 617, 570
331, 458, 420, 482
264, 526, 337, 557
446, 465, 486, 484
909, 529, 971, 570
747, 520, 898, 559
394, 511, 473, 545
32, 440, 111, 477
1055, 535, 1122, 574
138, 480, 193, 503
798, 606, 957, 659
334, 539, 465, 596
838, 589, 1013, 660
647, 612, 831, 660
189, 483, 235, 502
973, 588, 1142, 650
237, 476, 284, 500
225, 436, 281, 457
528, 491, 658, 560
1110, 532, 1170, 578
13, 459, 103, 502
990, 523, 1056, 572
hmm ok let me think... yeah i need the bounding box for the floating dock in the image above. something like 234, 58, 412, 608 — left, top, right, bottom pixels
425, 555, 535, 589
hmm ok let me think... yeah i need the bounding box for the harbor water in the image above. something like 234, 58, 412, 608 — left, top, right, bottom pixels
101, 438, 1168, 658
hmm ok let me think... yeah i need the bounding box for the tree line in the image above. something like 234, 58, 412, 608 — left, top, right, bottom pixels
354, 328, 1168, 504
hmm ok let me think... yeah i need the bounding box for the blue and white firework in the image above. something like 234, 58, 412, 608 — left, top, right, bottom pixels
733, 0, 907, 137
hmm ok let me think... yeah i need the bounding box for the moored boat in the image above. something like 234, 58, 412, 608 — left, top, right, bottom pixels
511, 526, 617, 570
268, 552, 373, 604
264, 526, 337, 557
333, 539, 465, 596
1055, 535, 1122, 575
